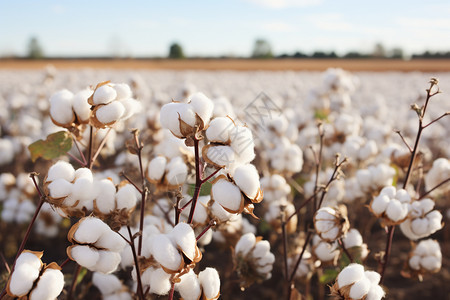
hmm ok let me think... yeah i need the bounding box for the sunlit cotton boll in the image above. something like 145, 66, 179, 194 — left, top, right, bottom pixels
141, 267, 172, 295
314, 206, 349, 242
400, 198, 443, 240
0, 138, 15, 166
189, 92, 214, 126
7, 251, 42, 297
176, 270, 201, 300
95, 101, 125, 125
370, 186, 411, 224
147, 156, 167, 181
94, 179, 117, 214
342, 229, 369, 260
93, 84, 117, 105
72, 88, 93, 123
206, 117, 234, 143
211, 176, 243, 213
260, 174, 291, 202
46, 160, 76, 182
151, 234, 183, 272
408, 239, 442, 273
72, 216, 110, 244
29, 266, 64, 300
233, 164, 261, 200
312, 235, 339, 264
424, 158, 450, 197
331, 263, 385, 300
49, 89, 74, 125
92, 272, 127, 298
198, 268, 221, 299
115, 184, 138, 210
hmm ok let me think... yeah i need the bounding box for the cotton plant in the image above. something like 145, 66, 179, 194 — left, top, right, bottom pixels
369, 186, 412, 226
6, 250, 64, 300
67, 216, 126, 273
399, 198, 443, 240
404, 239, 442, 279
233, 233, 275, 288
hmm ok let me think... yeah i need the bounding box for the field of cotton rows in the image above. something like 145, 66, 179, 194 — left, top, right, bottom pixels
0, 67, 449, 300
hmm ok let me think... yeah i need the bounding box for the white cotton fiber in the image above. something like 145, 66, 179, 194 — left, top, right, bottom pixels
74, 217, 109, 243
70, 245, 99, 269
93, 85, 117, 105
47, 160, 75, 182
160, 103, 184, 137
385, 200, 407, 222
148, 267, 172, 295
95, 251, 121, 274
166, 159, 188, 186
177, 103, 197, 127
92, 272, 122, 295
365, 285, 385, 300
189, 92, 213, 125
148, 156, 167, 181
96, 102, 125, 124
0, 139, 14, 166
253, 240, 270, 259
49, 89, 74, 124
115, 184, 138, 210
72, 89, 93, 122
74, 167, 93, 180
349, 276, 371, 299
29, 268, 64, 300
113, 83, 132, 100
343, 229, 363, 248
206, 117, 234, 143
235, 233, 256, 256
169, 223, 196, 260
72, 177, 94, 203
198, 268, 220, 299
206, 145, 235, 167
233, 164, 260, 199
47, 179, 72, 198
119, 98, 141, 120
337, 263, 364, 288
211, 178, 242, 212
94, 179, 116, 214
371, 195, 389, 215
209, 199, 233, 222
8, 252, 42, 296
95, 229, 126, 252
151, 234, 182, 271
176, 271, 201, 300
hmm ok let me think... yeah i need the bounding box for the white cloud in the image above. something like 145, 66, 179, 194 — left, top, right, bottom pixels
307, 13, 353, 31
244, 0, 322, 9
262, 22, 294, 32
397, 17, 450, 29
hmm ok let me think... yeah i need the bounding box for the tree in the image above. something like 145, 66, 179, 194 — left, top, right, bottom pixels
251, 39, 273, 59
372, 42, 386, 58
168, 42, 185, 59
27, 36, 44, 59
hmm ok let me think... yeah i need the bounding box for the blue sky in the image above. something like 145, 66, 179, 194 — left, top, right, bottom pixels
1, 0, 449, 57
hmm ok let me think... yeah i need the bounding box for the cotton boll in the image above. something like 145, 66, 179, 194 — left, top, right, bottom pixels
365, 285, 385, 300
95, 251, 121, 274
96, 101, 125, 125
371, 195, 390, 215
113, 83, 132, 100
233, 164, 260, 200
95, 179, 116, 214
253, 240, 270, 259
0, 139, 14, 166
343, 229, 364, 248
74, 167, 93, 180
92, 272, 123, 295
166, 157, 188, 186
211, 177, 243, 212
206, 117, 234, 142
151, 234, 182, 271
198, 268, 220, 299
93, 84, 117, 105
73, 217, 109, 244
176, 271, 201, 300
47, 179, 72, 198
385, 200, 408, 222
72, 177, 95, 203
160, 103, 185, 137
337, 263, 365, 288
169, 223, 197, 261
148, 156, 167, 181
349, 276, 371, 299
148, 267, 172, 295
69, 245, 99, 268
47, 160, 75, 182
204, 145, 236, 168
116, 184, 138, 210
8, 252, 42, 296
190, 92, 213, 125
119, 98, 141, 120
235, 233, 256, 256
209, 199, 234, 222
72, 89, 93, 122
49, 89, 74, 125
29, 268, 64, 300
95, 230, 126, 252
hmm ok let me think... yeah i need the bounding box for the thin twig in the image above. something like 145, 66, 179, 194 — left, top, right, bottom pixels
168, 282, 176, 300
281, 213, 289, 281
71, 132, 87, 166
419, 177, 450, 200
0, 252, 10, 274
196, 220, 216, 241
201, 167, 222, 183
120, 172, 143, 194
380, 225, 395, 284
188, 138, 203, 224
87, 125, 94, 169
337, 238, 354, 263
394, 130, 413, 153
127, 226, 145, 300
90, 127, 113, 165
66, 151, 86, 167
288, 230, 313, 285
423, 112, 449, 129
67, 264, 82, 300
60, 257, 71, 269
287, 177, 304, 194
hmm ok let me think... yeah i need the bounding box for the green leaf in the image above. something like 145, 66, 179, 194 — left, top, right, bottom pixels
314, 109, 329, 121
187, 181, 212, 197
319, 268, 339, 284
76, 267, 87, 285
28, 131, 73, 162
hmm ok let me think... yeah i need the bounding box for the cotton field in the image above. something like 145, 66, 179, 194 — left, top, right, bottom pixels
0, 67, 449, 300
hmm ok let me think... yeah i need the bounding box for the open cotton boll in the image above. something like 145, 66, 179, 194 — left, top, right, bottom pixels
73, 217, 109, 243
176, 271, 201, 300
253, 240, 270, 259
189, 92, 213, 125
8, 252, 42, 296
93, 272, 122, 295
148, 156, 167, 181
95, 230, 126, 252
385, 199, 408, 222
47, 161, 75, 182
166, 157, 188, 186
47, 179, 72, 198
49, 89, 74, 125
209, 199, 233, 222
93, 84, 117, 105
337, 263, 365, 288
151, 234, 182, 271
119, 98, 141, 120
235, 233, 256, 256
349, 276, 371, 299
204, 145, 235, 168
211, 177, 242, 212
198, 268, 220, 299
206, 117, 234, 143
233, 164, 260, 200
371, 195, 390, 215
74, 167, 93, 180
95, 179, 116, 214
72, 177, 95, 203
95, 251, 121, 274
72, 89, 93, 122
148, 267, 172, 295
96, 101, 125, 124
70, 245, 99, 268
160, 103, 185, 137
113, 83, 132, 100
343, 229, 364, 248
29, 268, 64, 300
116, 184, 138, 210
0, 139, 14, 166
169, 223, 197, 261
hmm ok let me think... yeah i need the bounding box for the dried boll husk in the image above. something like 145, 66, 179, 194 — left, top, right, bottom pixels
314, 206, 350, 242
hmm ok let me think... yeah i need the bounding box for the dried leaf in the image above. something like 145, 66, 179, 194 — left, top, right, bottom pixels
28, 131, 73, 162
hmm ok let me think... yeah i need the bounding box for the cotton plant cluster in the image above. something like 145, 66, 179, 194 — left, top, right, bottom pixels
92, 272, 132, 300
406, 239, 442, 276
370, 186, 412, 225
146, 155, 188, 190
6, 250, 64, 300
175, 268, 221, 300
